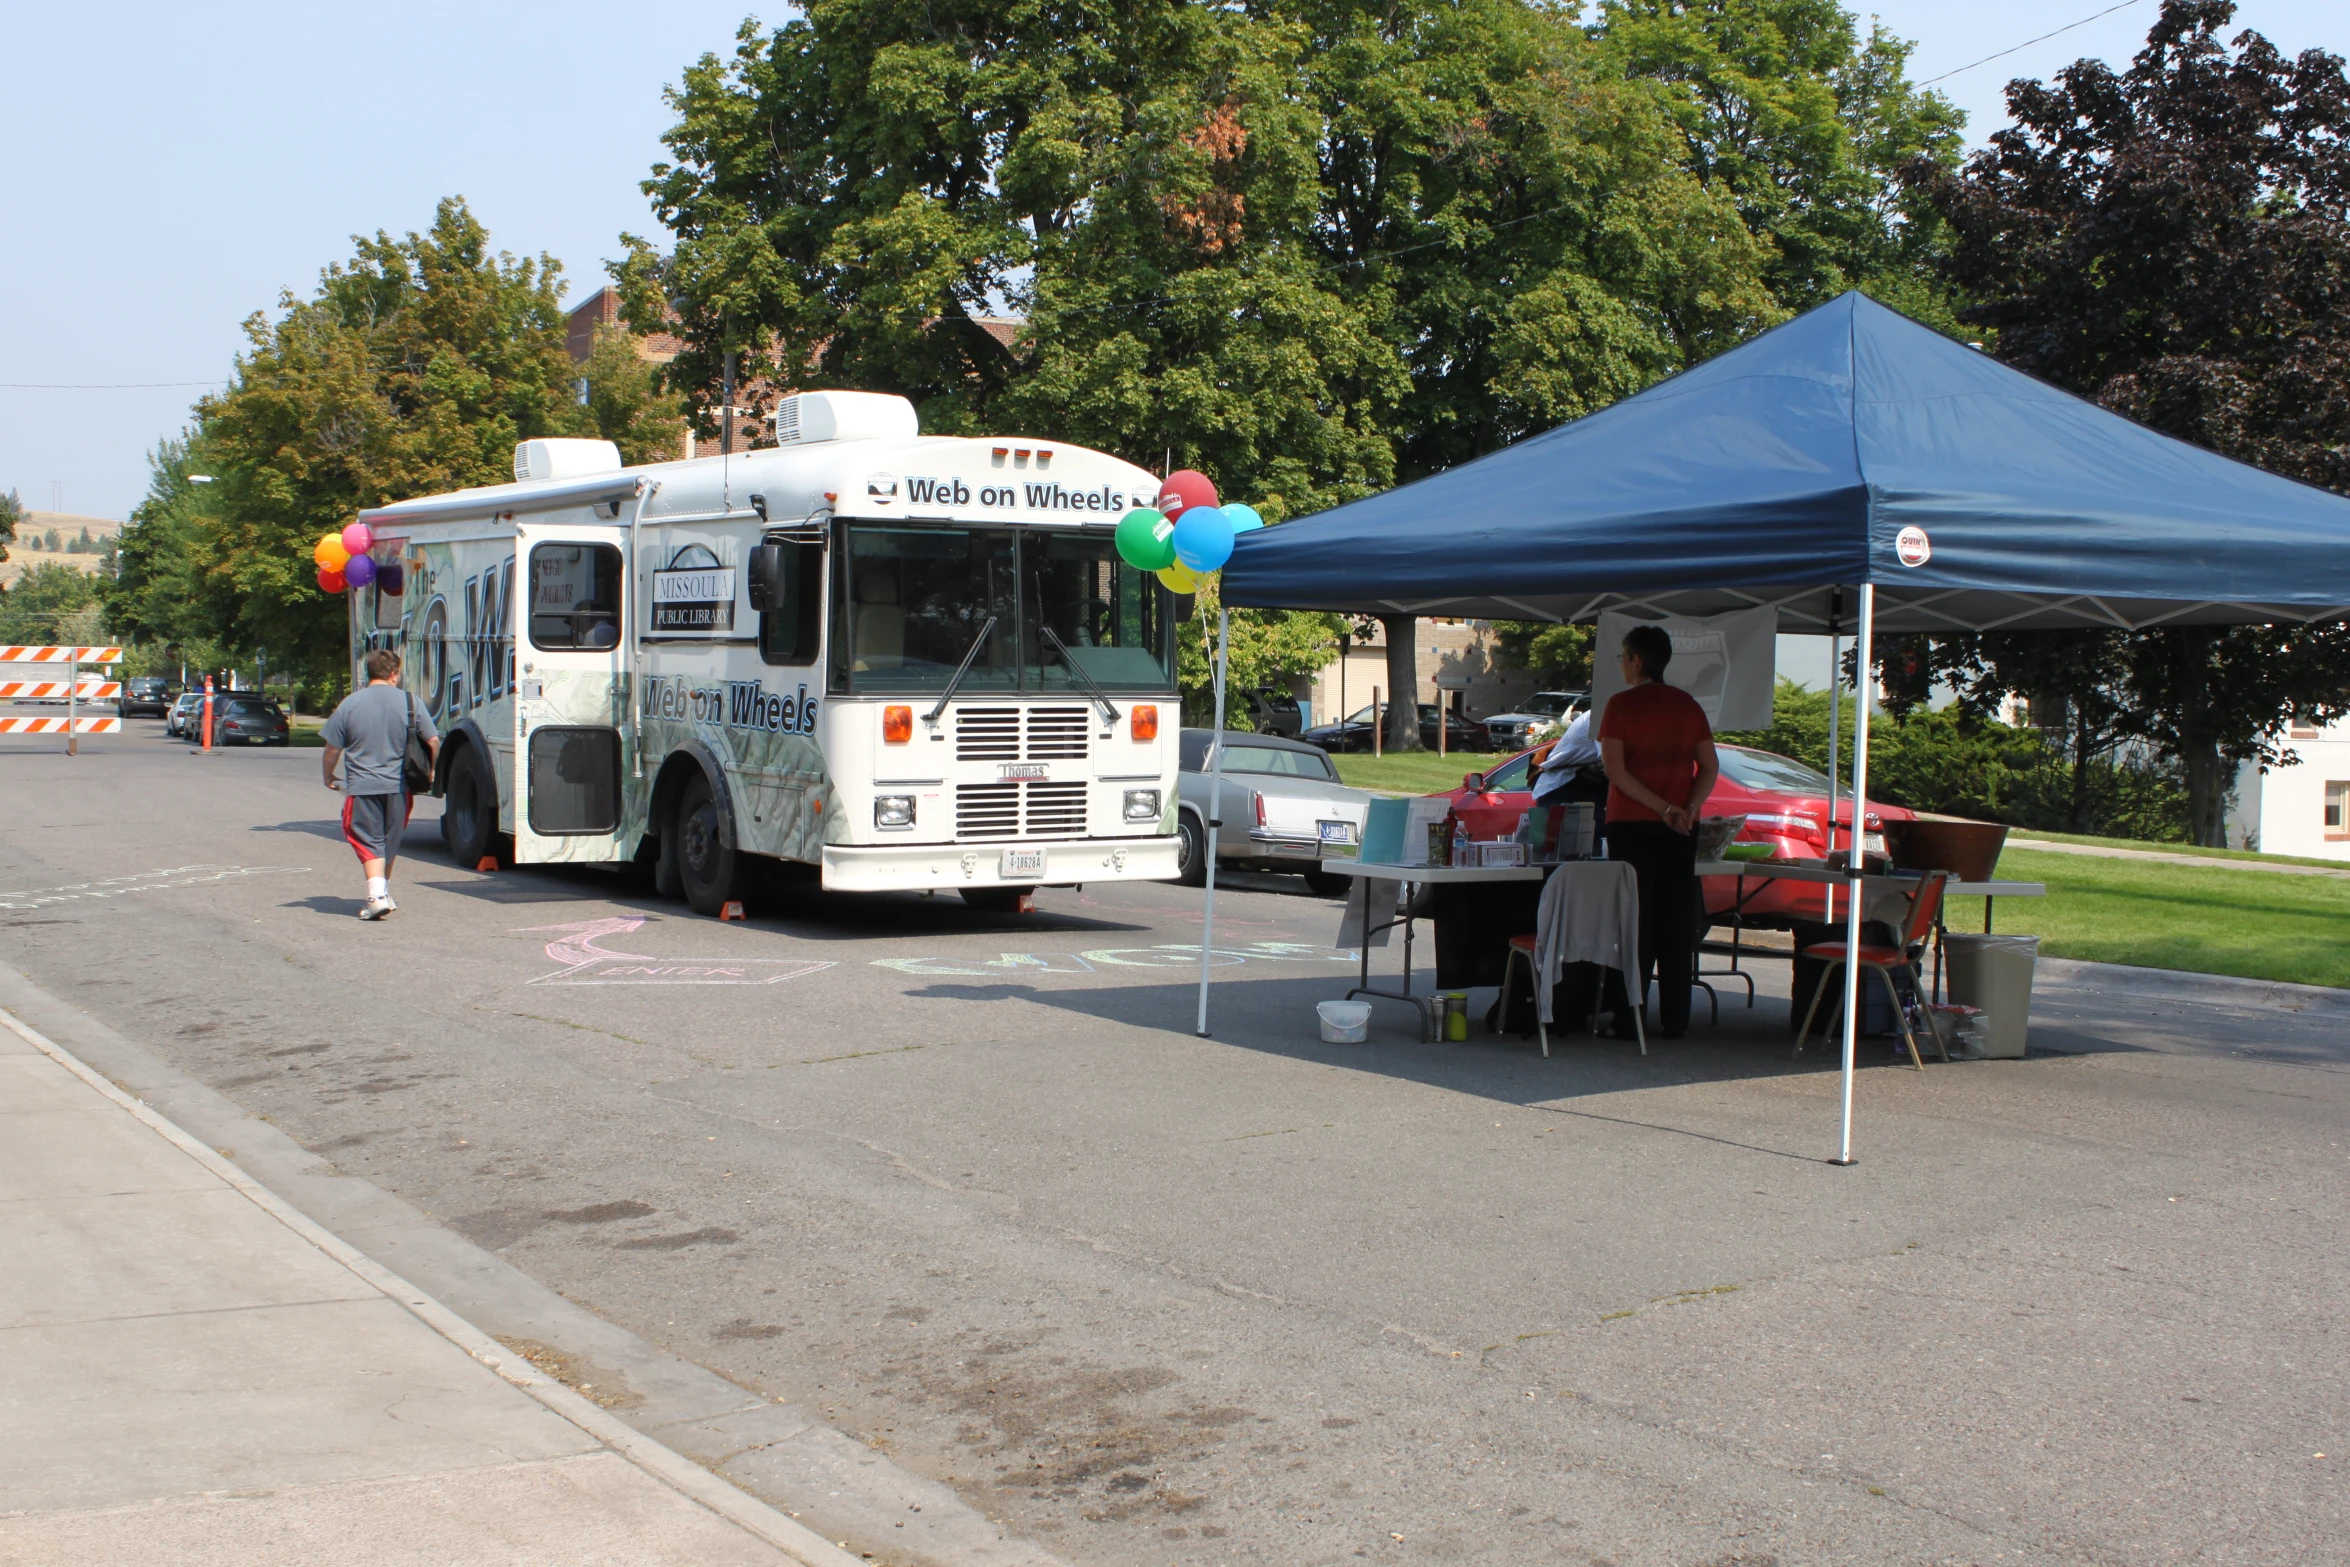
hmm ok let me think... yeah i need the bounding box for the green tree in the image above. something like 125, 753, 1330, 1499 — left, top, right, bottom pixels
0, 560, 102, 643
1594, 0, 1967, 316
1909, 0, 2350, 843
0, 487, 20, 582
118, 198, 681, 683
1176, 578, 1344, 726
1490, 620, 1595, 687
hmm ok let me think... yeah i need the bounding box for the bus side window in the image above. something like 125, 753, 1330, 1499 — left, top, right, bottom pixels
758, 541, 824, 666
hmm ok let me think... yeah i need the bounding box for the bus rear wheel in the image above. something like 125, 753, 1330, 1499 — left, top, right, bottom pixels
440, 745, 496, 868
674, 771, 744, 917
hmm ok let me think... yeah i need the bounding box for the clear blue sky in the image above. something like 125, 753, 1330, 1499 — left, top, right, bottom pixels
2, 0, 2340, 523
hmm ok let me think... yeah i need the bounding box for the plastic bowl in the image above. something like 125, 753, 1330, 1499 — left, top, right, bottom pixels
1317, 1000, 1372, 1044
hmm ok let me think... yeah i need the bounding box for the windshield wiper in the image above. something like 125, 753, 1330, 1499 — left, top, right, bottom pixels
922, 615, 999, 726
1038, 625, 1121, 724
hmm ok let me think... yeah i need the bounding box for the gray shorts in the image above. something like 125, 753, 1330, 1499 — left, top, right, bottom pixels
341, 792, 412, 864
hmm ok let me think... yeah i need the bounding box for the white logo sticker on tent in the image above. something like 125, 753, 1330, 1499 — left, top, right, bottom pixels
1895, 525, 1933, 567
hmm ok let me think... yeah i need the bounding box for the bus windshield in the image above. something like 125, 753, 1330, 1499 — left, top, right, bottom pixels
832, 524, 1176, 694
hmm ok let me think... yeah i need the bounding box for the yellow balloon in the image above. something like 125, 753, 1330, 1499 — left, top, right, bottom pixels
314, 534, 351, 569
1158, 562, 1204, 593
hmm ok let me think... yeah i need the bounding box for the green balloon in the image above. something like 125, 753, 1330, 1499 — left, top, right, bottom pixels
1116, 506, 1177, 571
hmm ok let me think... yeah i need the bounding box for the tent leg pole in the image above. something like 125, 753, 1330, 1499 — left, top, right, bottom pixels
1833, 585, 1874, 1166
1825, 607, 1840, 873
1196, 608, 1231, 1038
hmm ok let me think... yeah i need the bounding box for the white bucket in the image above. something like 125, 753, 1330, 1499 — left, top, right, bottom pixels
1317, 1000, 1372, 1044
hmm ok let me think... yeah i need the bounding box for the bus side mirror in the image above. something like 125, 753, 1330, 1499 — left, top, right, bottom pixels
746, 544, 787, 611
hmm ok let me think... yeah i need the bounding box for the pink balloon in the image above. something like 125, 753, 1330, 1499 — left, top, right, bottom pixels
341, 521, 374, 555
1156, 469, 1219, 522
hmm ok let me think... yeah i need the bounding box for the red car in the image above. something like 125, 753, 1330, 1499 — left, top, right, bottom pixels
1432, 741, 1914, 927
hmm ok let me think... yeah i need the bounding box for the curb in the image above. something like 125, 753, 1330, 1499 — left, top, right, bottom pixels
2038, 955, 2350, 1017
0, 1003, 864, 1567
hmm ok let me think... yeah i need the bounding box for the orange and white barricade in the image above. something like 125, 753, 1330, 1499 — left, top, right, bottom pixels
0, 646, 124, 750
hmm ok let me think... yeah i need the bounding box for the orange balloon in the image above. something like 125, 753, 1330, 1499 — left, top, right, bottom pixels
314, 534, 351, 569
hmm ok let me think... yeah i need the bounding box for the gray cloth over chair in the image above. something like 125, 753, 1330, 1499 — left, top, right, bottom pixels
1530, 860, 1646, 1054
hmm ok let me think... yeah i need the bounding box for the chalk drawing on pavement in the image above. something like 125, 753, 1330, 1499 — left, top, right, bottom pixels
519, 916, 836, 986
872, 941, 1358, 978
0, 864, 311, 912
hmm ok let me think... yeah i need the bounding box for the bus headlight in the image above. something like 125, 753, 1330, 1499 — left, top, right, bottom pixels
875, 795, 916, 829
1122, 788, 1161, 822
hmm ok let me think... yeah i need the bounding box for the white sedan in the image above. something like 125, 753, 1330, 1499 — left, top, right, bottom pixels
1175, 729, 1372, 896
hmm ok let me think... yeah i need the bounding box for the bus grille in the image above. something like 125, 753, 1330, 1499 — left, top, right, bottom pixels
1023, 782, 1089, 837
1025, 706, 1091, 759
954, 781, 1091, 840
953, 705, 1090, 761
954, 707, 1021, 760
955, 783, 1023, 839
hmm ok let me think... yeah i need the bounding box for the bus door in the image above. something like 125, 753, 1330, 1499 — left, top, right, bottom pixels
512, 521, 630, 864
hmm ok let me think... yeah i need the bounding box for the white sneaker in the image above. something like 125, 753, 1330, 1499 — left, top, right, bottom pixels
358, 898, 393, 920
383, 895, 398, 912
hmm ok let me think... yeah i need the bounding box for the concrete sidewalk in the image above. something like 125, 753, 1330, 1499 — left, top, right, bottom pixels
0, 1006, 856, 1567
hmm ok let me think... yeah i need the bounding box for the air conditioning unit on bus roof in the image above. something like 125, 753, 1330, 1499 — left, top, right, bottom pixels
772, 390, 919, 445
513, 438, 623, 483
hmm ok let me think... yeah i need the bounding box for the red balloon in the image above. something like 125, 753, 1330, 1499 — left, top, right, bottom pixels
1156, 469, 1219, 521
316, 566, 347, 593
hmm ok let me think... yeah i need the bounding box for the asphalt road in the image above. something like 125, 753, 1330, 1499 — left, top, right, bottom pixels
5, 725, 2345, 1566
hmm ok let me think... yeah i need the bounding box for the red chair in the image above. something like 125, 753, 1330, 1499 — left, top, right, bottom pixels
1791, 872, 1949, 1071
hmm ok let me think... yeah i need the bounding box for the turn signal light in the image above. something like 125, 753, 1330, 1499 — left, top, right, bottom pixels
1131, 704, 1159, 742
883, 704, 912, 743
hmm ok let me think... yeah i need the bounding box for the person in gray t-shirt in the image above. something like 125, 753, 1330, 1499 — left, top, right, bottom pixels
322, 648, 438, 920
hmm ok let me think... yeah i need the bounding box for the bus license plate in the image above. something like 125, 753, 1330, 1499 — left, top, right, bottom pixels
1318, 820, 1355, 843
1000, 846, 1045, 878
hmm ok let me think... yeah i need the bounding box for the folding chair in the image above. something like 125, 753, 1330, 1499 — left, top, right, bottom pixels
1791, 871, 1950, 1071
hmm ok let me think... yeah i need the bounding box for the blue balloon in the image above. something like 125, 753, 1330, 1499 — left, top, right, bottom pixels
1223, 503, 1265, 534
1173, 505, 1236, 572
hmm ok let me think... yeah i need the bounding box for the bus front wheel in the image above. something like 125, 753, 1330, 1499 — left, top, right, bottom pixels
674, 771, 744, 917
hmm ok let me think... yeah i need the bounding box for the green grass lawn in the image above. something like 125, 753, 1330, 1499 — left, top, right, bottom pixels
2003, 827, 2350, 873
1942, 846, 2350, 989
1331, 751, 1503, 795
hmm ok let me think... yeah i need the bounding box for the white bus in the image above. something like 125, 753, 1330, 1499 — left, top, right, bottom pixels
347, 391, 1182, 914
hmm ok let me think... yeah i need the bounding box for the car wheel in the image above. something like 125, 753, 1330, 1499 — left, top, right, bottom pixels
1302, 866, 1350, 897
674, 770, 745, 917
441, 744, 496, 867
960, 886, 1034, 913
1176, 813, 1208, 887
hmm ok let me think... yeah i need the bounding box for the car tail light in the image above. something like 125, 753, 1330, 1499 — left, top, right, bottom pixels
1255, 794, 1266, 827
1131, 704, 1158, 742
882, 705, 912, 743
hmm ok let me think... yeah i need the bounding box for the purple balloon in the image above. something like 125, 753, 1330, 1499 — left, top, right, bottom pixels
342, 553, 377, 588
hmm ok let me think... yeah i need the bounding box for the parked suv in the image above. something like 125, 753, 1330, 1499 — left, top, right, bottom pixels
1481, 690, 1585, 753
119, 676, 174, 718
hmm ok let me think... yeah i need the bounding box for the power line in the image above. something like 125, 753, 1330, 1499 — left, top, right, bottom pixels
1916, 0, 2150, 87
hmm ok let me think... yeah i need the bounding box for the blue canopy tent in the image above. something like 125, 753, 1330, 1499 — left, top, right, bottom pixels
1200, 291, 2350, 1160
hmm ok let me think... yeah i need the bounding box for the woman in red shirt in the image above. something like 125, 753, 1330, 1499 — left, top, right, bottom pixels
1597, 624, 1720, 1038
